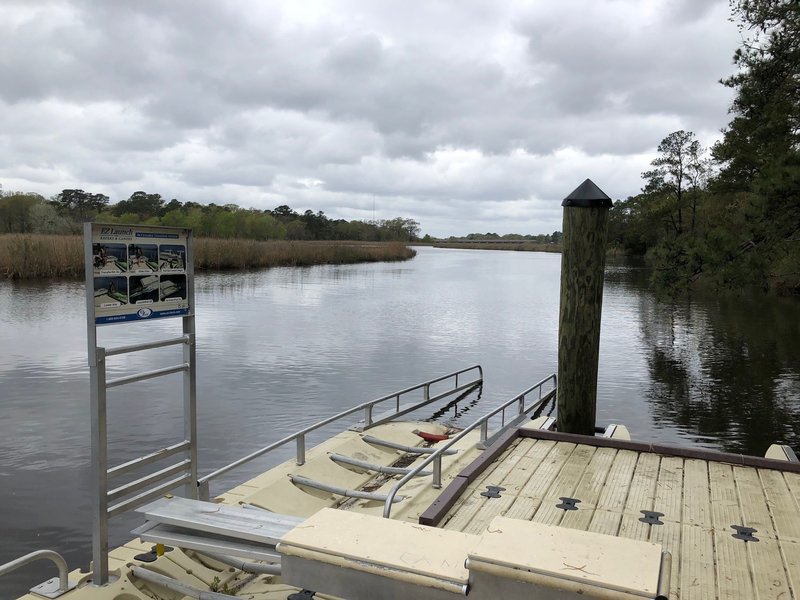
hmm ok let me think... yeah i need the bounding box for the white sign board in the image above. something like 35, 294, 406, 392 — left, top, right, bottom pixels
88, 224, 192, 324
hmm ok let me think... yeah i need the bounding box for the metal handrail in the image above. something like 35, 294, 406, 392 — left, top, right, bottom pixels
198, 365, 483, 500
382, 373, 557, 518
0, 550, 69, 595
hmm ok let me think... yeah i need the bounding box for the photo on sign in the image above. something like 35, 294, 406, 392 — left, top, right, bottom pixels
129, 275, 160, 304
94, 276, 128, 308
159, 244, 186, 271
93, 243, 128, 274
160, 274, 186, 302
128, 244, 159, 273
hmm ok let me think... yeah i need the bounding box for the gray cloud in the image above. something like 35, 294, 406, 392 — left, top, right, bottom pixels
0, 0, 740, 236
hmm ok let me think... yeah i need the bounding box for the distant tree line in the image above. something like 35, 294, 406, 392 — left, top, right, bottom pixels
609, 0, 799, 294
444, 231, 562, 244
0, 187, 421, 243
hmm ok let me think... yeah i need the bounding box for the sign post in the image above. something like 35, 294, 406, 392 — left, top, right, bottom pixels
84, 223, 197, 585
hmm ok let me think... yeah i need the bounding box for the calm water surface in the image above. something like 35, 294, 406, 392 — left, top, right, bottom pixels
1, 247, 799, 595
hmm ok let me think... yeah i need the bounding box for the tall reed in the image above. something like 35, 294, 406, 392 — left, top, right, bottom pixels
0, 235, 416, 280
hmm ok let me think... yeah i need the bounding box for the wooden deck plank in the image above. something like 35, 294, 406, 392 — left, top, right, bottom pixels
709, 461, 755, 600
440, 440, 525, 531
647, 520, 681, 599
618, 453, 662, 542
588, 508, 624, 537
709, 462, 742, 532
733, 468, 793, 599
624, 452, 662, 514
785, 472, 800, 506
747, 537, 792, 599
618, 513, 653, 542
680, 524, 715, 600
462, 439, 527, 494
595, 449, 639, 512
713, 530, 754, 600
647, 453, 683, 596
781, 541, 800, 599
560, 447, 617, 532
502, 441, 576, 521
682, 459, 712, 528
456, 441, 553, 535
759, 470, 800, 543
461, 494, 516, 535
655, 456, 685, 524
587, 449, 639, 537
500, 439, 555, 491
532, 443, 597, 526
733, 466, 777, 538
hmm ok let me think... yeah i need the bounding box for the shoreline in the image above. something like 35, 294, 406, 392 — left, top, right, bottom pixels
0, 234, 416, 280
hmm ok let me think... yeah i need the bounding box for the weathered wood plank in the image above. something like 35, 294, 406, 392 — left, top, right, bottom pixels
731, 467, 793, 598
709, 461, 754, 600
595, 448, 639, 512
501, 439, 555, 492
587, 448, 638, 537
655, 456, 684, 524
759, 470, 800, 542
781, 540, 800, 599
647, 520, 681, 598
709, 462, 742, 532
733, 466, 776, 538
533, 443, 597, 526
461, 494, 515, 535
588, 508, 624, 538
457, 441, 551, 535
682, 459, 711, 528
747, 537, 792, 599
618, 513, 652, 542
503, 441, 576, 521
440, 440, 526, 531
560, 447, 617, 532
619, 453, 661, 541
714, 529, 754, 600
680, 524, 715, 600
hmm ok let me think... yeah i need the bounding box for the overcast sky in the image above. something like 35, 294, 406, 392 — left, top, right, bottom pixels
1, 0, 741, 236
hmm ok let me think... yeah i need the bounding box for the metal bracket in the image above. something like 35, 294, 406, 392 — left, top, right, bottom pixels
731, 525, 759, 542
480, 485, 506, 499
639, 510, 665, 525
288, 590, 316, 600
29, 577, 77, 599
556, 497, 581, 511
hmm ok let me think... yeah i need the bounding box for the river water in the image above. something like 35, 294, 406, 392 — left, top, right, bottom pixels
1, 246, 799, 595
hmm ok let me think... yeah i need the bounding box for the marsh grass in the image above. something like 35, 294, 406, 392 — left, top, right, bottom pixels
0, 234, 416, 279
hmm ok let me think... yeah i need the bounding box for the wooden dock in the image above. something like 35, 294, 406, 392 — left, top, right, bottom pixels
424, 428, 800, 599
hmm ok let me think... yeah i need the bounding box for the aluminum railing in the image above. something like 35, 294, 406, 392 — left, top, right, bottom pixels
0, 550, 72, 598
382, 373, 557, 518
198, 365, 483, 500
89, 331, 198, 585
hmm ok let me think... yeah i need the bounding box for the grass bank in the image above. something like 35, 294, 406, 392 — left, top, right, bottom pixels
0, 234, 416, 280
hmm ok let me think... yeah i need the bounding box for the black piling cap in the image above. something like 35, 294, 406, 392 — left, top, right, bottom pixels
562, 179, 613, 208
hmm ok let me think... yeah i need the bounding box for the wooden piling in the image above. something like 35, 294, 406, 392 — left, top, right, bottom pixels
557, 179, 613, 436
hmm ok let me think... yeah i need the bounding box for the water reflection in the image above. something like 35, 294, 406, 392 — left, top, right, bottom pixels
638, 289, 800, 454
